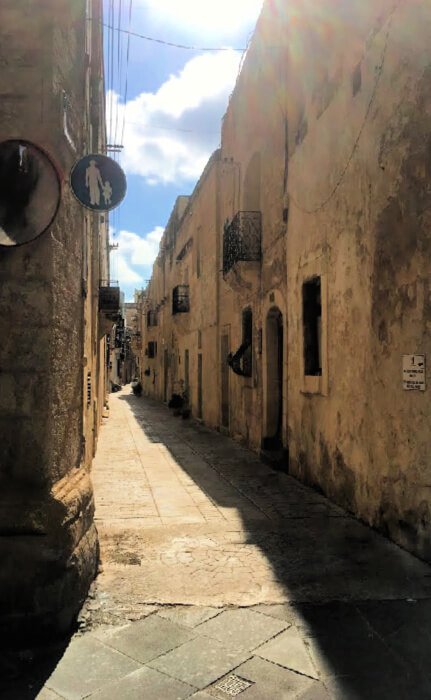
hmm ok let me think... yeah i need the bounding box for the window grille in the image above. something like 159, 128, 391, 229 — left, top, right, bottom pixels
172, 285, 190, 314
86, 371, 92, 408
223, 211, 262, 275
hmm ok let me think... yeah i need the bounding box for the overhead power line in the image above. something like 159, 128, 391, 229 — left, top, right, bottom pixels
102, 23, 245, 51
124, 120, 219, 134
120, 0, 133, 148
113, 0, 123, 150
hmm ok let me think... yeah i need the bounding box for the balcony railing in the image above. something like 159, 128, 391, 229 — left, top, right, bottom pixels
99, 286, 120, 319
223, 211, 262, 275
172, 285, 190, 314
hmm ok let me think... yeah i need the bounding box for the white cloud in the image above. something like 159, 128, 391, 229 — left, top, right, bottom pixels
116, 227, 164, 265
108, 50, 242, 185
115, 253, 144, 285
111, 226, 163, 288
136, 0, 263, 36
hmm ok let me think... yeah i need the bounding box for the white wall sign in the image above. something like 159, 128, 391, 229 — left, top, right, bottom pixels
403, 354, 426, 391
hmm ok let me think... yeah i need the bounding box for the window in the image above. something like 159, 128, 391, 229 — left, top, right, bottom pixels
303, 277, 322, 376
172, 285, 190, 314
86, 371, 92, 408
148, 341, 157, 359
196, 233, 201, 278
147, 310, 158, 327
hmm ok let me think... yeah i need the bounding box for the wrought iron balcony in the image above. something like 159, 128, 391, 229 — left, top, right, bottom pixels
99, 286, 121, 335
99, 286, 120, 315
172, 285, 190, 314
223, 211, 262, 275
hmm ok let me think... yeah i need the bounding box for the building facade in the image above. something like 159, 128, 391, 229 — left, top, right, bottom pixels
140, 0, 431, 562
0, 0, 114, 636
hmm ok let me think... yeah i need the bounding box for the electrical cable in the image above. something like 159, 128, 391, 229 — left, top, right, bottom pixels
120, 0, 133, 149
108, 0, 115, 144
123, 120, 219, 134
113, 0, 123, 154
102, 23, 245, 51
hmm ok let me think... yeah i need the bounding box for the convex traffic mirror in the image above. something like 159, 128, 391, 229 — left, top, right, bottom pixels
0, 139, 61, 247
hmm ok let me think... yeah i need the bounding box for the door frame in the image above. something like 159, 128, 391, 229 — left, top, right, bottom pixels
262, 291, 287, 447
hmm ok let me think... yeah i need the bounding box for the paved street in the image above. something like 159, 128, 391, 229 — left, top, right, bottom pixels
4, 388, 431, 699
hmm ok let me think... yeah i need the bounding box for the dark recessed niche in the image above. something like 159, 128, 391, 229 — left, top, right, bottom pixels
295, 115, 308, 147
352, 63, 362, 97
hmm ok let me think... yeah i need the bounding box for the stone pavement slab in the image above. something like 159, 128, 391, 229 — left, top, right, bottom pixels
323, 671, 431, 700
87, 665, 196, 700
36, 689, 63, 700
206, 656, 316, 699
255, 627, 318, 680
157, 605, 223, 627
24, 391, 431, 699
92, 392, 431, 611
194, 608, 289, 653
296, 685, 332, 700
252, 603, 301, 626
44, 636, 141, 700
147, 635, 250, 689
91, 615, 195, 664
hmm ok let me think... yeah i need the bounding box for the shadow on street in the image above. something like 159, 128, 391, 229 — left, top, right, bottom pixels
118, 391, 431, 700
4, 390, 431, 699
0, 637, 71, 699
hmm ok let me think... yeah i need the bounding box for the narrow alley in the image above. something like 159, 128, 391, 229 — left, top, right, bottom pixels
15, 388, 431, 699
3, 1, 431, 699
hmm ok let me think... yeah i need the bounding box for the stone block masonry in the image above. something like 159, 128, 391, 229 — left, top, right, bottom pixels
0, 0, 107, 639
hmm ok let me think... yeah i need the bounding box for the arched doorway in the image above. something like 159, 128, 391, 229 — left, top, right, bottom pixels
264, 307, 283, 449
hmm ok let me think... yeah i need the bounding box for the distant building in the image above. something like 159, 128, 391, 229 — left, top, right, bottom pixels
139, 0, 431, 562
0, 0, 116, 636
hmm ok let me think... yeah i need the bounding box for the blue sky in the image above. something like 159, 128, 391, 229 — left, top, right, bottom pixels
104, 0, 263, 300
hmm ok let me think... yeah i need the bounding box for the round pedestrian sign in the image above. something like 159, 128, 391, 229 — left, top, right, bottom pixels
70, 154, 126, 212
0, 139, 61, 247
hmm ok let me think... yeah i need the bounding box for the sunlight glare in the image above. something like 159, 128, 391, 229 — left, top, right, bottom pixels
141, 0, 264, 36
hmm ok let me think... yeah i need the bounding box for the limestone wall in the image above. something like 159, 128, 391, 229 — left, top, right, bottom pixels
141, 157, 221, 428
139, 0, 431, 562
0, 0, 106, 636
284, 0, 431, 559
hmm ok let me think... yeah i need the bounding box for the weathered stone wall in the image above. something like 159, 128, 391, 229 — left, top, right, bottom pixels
140, 0, 431, 562
141, 158, 221, 428
284, 0, 431, 559
218, 8, 288, 450
176, 154, 220, 428
0, 0, 105, 637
